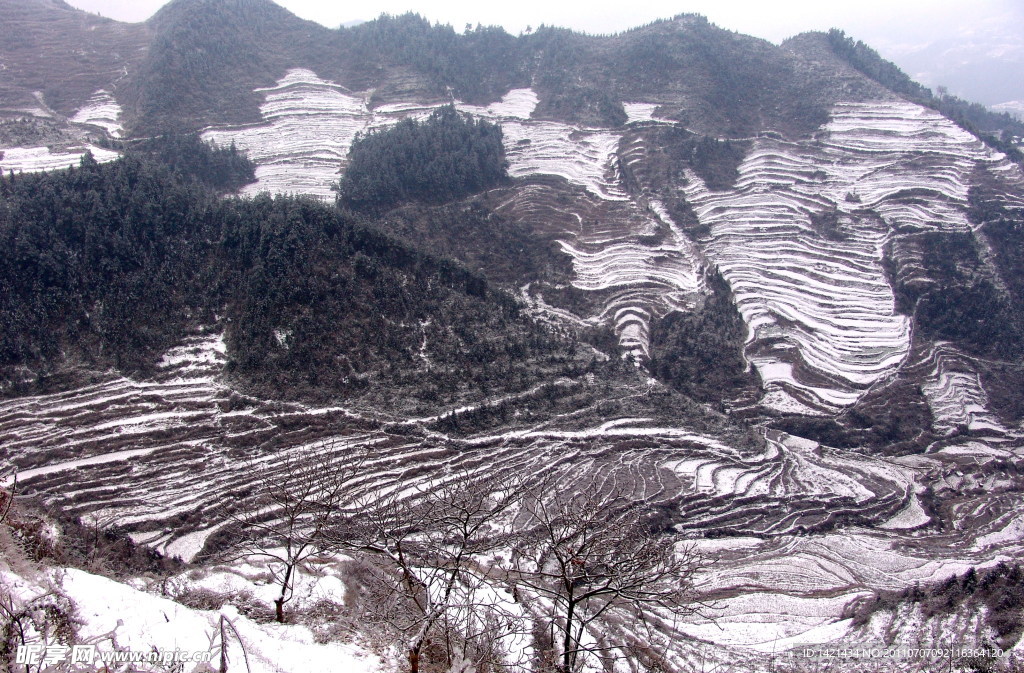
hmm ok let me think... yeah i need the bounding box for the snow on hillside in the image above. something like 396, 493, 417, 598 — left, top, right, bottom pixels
1, 564, 381, 673
919, 343, 1012, 436
622, 102, 659, 124
2, 339, 966, 573
456, 87, 538, 120
5, 72, 1024, 667
6, 369, 993, 586
5, 330, 1024, 666
684, 161, 910, 412
501, 121, 629, 201
0, 91, 124, 174
494, 183, 704, 360
196, 74, 1024, 415
682, 100, 1013, 415
70, 89, 124, 138
201, 69, 629, 204
199, 71, 700, 358
201, 70, 543, 200
202, 69, 376, 199
0, 144, 120, 173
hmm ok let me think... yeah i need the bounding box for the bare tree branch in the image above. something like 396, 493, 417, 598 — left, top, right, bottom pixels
330, 470, 529, 673
226, 440, 362, 623
503, 480, 705, 673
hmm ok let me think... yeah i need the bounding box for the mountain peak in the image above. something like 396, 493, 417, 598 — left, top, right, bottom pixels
147, 0, 303, 28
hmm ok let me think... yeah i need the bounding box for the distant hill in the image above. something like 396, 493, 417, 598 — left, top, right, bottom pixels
0, 0, 150, 117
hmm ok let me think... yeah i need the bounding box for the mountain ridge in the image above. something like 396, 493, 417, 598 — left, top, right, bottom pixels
5, 0, 1022, 145
0, 0, 952, 138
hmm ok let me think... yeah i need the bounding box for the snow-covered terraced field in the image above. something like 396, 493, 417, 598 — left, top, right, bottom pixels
0, 144, 120, 173
69, 89, 124, 137
201, 68, 479, 198
498, 137, 703, 360
456, 87, 538, 120
201, 69, 380, 199
684, 161, 910, 412
206, 73, 1021, 404
4, 375, 917, 562
917, 343, 1013, 436
501, 121, 629, 201
494, 183, 702, 359
622, 102, 660, 124
198, 72, 708, 356
201, 68, 634, 205
2, 28, 1024, 666
4, 329, 1024, 663
680, 101, 1018, 414
0, 338, 896, 540
0, 339, 1012, 569
5, 79, 1021, 663
0, 90, 125, 174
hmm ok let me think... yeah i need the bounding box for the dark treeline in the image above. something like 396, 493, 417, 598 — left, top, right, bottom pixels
825, 30, 931, 104
0, 144, 582, 406
128, 134, 255, 193
971, 185, 1024, 305
648, 269, 756, 405
826, 29, 1024, 160
127, 0, 311, 133
348, 17, 631, 127
220, 194, 577, 405
968, 184, 1024, 423
0, 151, 222, 375
346, 13, 834, 135
773, 375, 935, 455
526, 27, 628, 127
892, 231, 1024, 360
124, 0, 841, 137
128, 3, 532, 133
0, 117, 71, 147
336, 106, 507, 210
345, 13, 528, 104
649, 126, 750, 191
382, 199, 574, 287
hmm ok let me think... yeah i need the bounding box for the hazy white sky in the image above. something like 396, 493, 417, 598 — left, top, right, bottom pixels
64, 0, 1024, 103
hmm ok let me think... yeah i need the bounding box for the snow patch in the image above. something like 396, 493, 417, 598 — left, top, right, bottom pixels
56, 568, 380, 673
70, 89, 124, 137
622, 102, 666, 124
0, 145, 120, 173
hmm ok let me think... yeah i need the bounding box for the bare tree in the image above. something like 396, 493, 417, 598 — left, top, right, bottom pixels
229, 442, 359, 623
505, 484, 704, 673
333, 471, 527, 673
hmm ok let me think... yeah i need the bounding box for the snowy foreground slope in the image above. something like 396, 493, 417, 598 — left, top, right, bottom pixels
1, 560, 383, 673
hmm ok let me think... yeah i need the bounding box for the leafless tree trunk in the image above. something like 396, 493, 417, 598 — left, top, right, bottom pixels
228, 440, 360, 623
331, 471, 527, 673
504, 483, 704, 673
